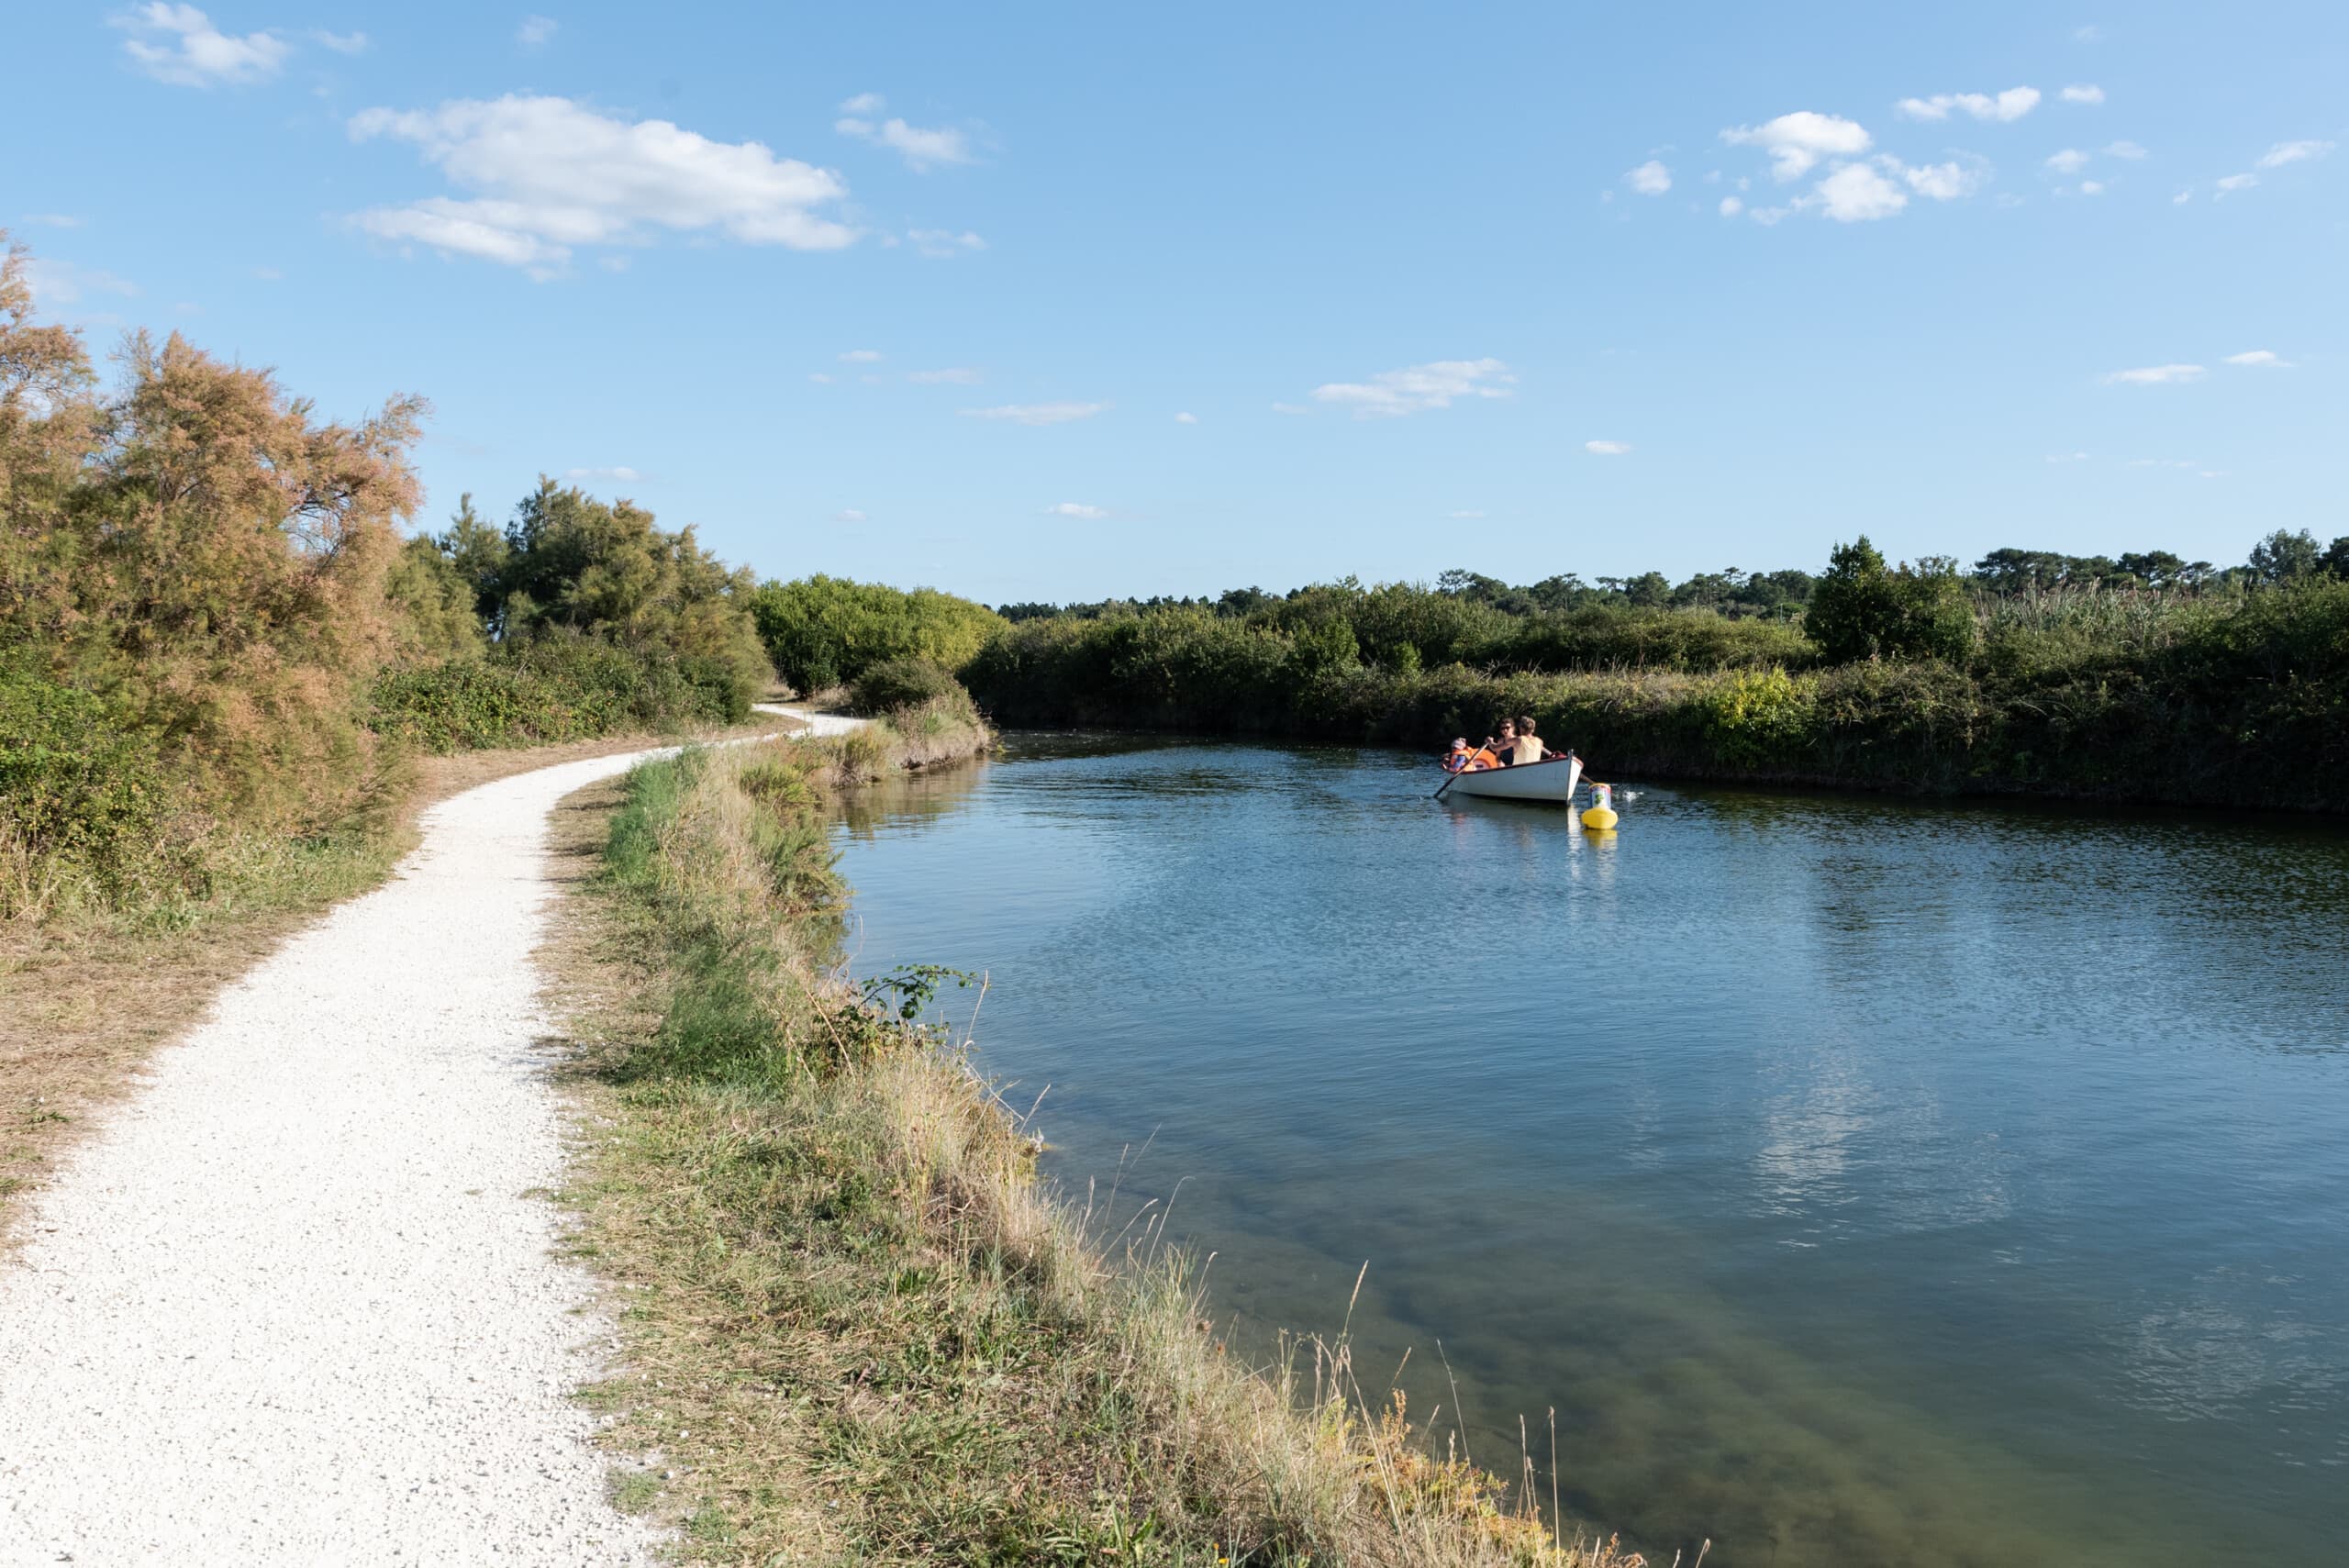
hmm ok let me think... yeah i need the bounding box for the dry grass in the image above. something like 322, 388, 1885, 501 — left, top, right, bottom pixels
0, 710, 801, 1251
545, 738, 1647, 1566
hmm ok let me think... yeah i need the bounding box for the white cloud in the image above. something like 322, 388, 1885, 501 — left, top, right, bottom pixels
2059, 83, 2105, 105
2173, 189, 2193, 205
839, 348, 882, 361
312, 29, 369, 54
832, 507, 867, 523
2044, 451, 2091, 462
18, 258, 139, 307
2102, 363, 2205, 385
1174, 411, 1198, 424
250, 265, 283, 281
907, 228, 985, 258
2223, 350, 2292, 368
2105, 139, 2148, 159
1310, 358, 1515, 418
1721, 111, 1872, 180
2129, 458, 2196, 470
516, 15, 557, 48
907, 367, 980, 384
2078, 180, 2105, 195
1811, 161, 1908, 221
959, 402, 1108, 426
1045, 502, 1109, 519
2074, 25, 2102, 42
1585, 439, 1632, 456
2258, 139, 2336, 169
838, 92, 885, 114
23, 213, 83, 228
807, 372, 834, 384
1271, 401, 1312, 415
835, 116, 974, 172
1625, 160, 1672, 195
2215, 172, 2259, 194
1719, 195, 1743, 217
564, 465, 642, 482
1897, 86, 2041, 123
1448, 509, 1487, 519
1901, 160, 1986, 200
347, 95, 856, 273
114, 4, 289, 87
2045, 148, 2090, 173
1747, 205, 1791, 225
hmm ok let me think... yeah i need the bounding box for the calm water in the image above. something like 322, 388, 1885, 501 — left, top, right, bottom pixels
829, 735, 2349, 1567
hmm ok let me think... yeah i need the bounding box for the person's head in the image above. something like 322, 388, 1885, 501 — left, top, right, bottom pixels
1518, 714, 1539, 737
1448, 738, 1468, 754
1497, 717, 1518, 740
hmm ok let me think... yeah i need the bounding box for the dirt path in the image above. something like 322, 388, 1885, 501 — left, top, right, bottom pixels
0, 711, 856, 1564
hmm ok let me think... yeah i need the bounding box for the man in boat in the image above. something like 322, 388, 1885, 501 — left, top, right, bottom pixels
1517, 714, 1563, 762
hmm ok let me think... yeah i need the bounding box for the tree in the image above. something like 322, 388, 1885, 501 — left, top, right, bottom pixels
1807, 536, 1975, 664
2248, 528, 2321, 584
2323, 537, 2349, 579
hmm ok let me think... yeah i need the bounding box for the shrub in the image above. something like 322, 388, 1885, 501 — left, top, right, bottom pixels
749, 574, 1005, 693
1700, 666, 1820, 765
371, 634, 748, 753
847, 656, 963, 715
1807, 537, 1976, 664
0, 661, 173, 881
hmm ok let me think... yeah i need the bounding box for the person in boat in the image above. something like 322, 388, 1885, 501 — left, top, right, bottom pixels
1483, 717, 1521, 764
1493, 717, 1545, 768
1444, 737, 1500, 772
1517, 714, 1563, 762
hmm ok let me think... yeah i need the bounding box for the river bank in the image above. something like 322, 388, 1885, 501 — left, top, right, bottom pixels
550, 718, 1635, 1565
960, 582, 2349, 814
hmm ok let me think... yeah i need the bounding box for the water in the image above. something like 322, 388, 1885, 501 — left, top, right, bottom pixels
829, 734, 2349, 1567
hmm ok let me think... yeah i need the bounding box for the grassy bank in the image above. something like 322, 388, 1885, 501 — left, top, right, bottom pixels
963, 583, 2349, 812
551, 717, 1637, 1565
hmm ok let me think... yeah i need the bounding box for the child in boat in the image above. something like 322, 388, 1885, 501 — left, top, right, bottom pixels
1443, 738, 1472, 772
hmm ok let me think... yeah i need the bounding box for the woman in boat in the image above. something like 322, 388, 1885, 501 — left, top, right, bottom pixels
1485, 717, 1520, 764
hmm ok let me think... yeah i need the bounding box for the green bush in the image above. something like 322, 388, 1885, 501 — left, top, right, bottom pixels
372, 634, 750, 754
749, 575, 1005, 694
1807, 538, 1976, 664
1700, 666, 1820, 764
0, 661, 173, 873
847, 657, 963, 716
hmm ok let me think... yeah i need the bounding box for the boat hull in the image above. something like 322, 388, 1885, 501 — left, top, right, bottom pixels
1437, 754, 1584, 804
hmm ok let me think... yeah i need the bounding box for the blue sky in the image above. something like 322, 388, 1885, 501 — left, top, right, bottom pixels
10, 3, 2344, 603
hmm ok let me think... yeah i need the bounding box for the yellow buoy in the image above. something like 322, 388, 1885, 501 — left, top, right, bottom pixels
1580, 780, 1619, 831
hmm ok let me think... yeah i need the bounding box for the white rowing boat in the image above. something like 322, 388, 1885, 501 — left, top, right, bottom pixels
1436, 751, 1583, 804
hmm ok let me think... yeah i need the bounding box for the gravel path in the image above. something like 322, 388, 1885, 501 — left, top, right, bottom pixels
0, 711, 859, 1565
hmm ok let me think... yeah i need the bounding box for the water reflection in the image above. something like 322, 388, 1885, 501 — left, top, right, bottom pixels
829, 736, 2349, 1566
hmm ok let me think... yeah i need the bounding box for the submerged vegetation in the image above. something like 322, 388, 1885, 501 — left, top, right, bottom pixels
563, 722, 1637, 1564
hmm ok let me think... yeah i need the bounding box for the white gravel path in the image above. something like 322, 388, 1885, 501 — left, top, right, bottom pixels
0, 709, 860, 1566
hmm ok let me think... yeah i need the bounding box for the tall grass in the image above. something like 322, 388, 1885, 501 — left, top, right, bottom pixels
568, 736, 1644, 1564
